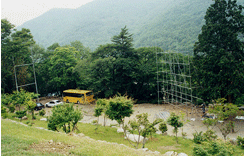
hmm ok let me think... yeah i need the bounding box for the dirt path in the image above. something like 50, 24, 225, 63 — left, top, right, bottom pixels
39, 98, 244, 140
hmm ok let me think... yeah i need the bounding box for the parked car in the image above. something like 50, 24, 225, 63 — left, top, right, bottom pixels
45, 100, 63, 107
34, 103, 45, 111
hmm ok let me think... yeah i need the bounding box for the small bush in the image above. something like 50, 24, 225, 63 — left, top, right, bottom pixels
193, 131, 205, 144
237, 136, 244, 148
193, 142, 233, 156
203, 129, 217, 141
1, 113, 8, 119
182, 132, 187, 138
159, 122, 168, 134
9, 104, 15, 113
92, 120, 98, 125
1, 106, 7, 114
39, 109, 46, 116
15, 110, 27, 119
193, 146, 208, 156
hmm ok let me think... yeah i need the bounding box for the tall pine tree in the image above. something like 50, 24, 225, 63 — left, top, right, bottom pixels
193, 0, 244, 103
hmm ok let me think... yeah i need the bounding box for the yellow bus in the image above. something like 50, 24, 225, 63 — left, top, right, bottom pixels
63, 89, 95, 104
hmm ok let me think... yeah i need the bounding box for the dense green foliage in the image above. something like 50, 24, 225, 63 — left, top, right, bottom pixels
38, 109, 46, 116
167, 113, 183, 143
47, 103, 83, 133
105, 95, 134, 125
159, 122, 168, 134
94, 98, 108, 126
74, 27, 162, 102
1, 20, 162, 102
237, 136, 244, 148
193, 0, 244, 103
2, 0, 244, 104
1, 19, 35, 93
193, 142, 234, 156
205, 98, 239, 140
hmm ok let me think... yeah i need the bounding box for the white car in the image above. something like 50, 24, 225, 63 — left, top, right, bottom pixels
45, 100, 63, 107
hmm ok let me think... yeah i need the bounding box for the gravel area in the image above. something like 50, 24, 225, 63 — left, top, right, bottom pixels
38, 98, 244, 140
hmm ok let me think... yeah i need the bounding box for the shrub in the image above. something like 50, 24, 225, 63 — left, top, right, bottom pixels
237, 136, 244, 148
193, 146, 208, 156
92, 120, 98, 125
127, 113, 163, 149
235, 94, 244, 107
1, 106, 7, 114
159, 122, 168, 134
9, 104, 15, 113
47, 103, 83, 133
1, 113, 8, 119
15, 110, 27, 119
193, 142, 233, 156
39, 109, 46, 116
193, 131, 205, 144
203, 129, 217, 142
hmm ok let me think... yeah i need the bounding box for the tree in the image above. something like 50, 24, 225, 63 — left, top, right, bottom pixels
1, 19, 14, 42
133, 47, 163, 102
94, 99, 108, 126
206, 98, 239, 141
70, 40, 91, 60
26, 100, 37, 120
167, 113, 183, 143
126, 113, 163, 149
41, 46, 80, 94
5, 89, 39, 119
111, 26, 134, 58
105, 95, 134, 135
11, 89, 37, 111
31, 44, 46, 63
89, 27, 138, 98
47, 43, 60, 51
193, 0, 244, 103
1, 19, 35, 93
48, 103, 83, 133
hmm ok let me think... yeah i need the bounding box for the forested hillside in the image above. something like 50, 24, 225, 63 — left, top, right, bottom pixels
17, 0, 218, 51
2, 0, 244, 105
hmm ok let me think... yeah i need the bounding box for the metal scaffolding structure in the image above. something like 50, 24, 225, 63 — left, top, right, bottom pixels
13, 48, 39, 101
156, 51, 201, 117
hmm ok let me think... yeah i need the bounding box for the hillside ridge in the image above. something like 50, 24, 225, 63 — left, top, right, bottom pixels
18, 0, 244, 51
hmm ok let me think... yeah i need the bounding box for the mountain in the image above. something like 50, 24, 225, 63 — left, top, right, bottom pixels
18, 0, 244, 52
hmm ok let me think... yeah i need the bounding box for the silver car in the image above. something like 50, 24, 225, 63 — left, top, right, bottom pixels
45, 100, 63, 107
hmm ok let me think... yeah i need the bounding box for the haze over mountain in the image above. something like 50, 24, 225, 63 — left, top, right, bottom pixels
18, 0, 244, 52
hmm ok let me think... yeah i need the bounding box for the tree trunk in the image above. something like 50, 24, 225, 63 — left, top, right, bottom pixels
142, 136, 146, 149
104, 115, 106, 126
31, 110, 34, 120
175, 129, 178, 143
227, 94, 232, 103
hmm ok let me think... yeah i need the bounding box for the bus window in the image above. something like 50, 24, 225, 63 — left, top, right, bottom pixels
86, 92, 93, 96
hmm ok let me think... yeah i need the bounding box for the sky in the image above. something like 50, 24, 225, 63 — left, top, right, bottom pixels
1, 0, 94, 27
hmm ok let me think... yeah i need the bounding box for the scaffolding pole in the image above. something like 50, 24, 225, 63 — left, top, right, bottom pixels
156, 50, 201, 119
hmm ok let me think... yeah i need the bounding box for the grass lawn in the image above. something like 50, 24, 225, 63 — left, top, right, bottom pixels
1, 119, 155, 156
2, 113, 244, 156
